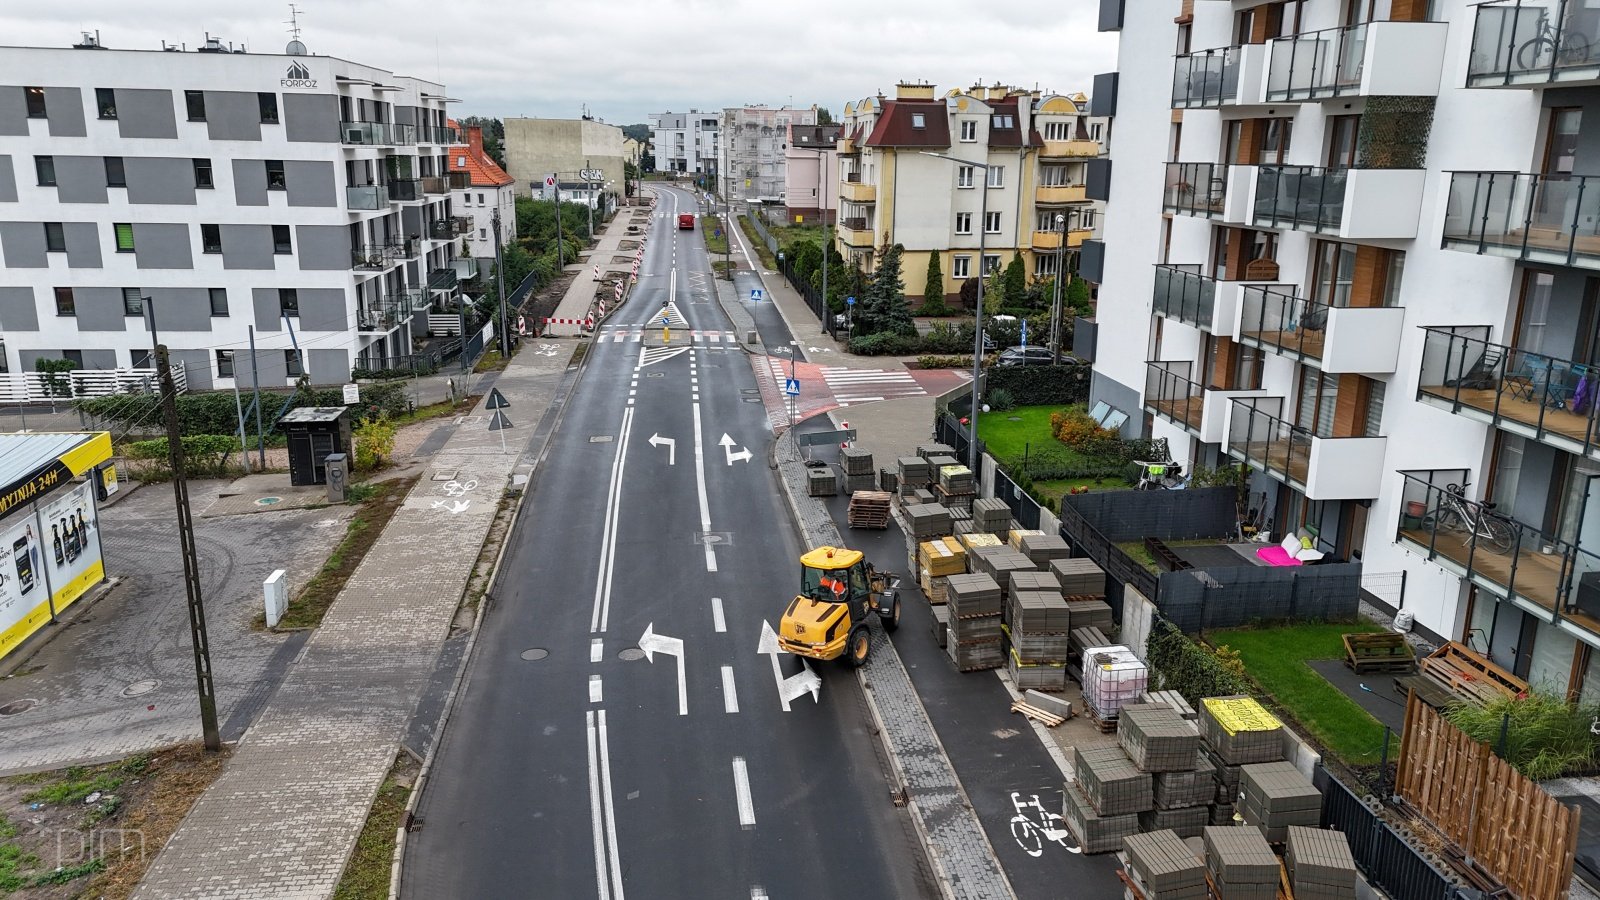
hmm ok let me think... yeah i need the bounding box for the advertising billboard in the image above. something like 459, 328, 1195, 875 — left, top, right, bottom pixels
0, 514, 52, 659
37, 481, 102, 616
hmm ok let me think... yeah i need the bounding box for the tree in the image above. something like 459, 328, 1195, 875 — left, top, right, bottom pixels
856, 244, 915, 336
816, 107, 835, 126
920, 252, 950, 315
1002, 255, 1027, 307
622, 123, 652, 142
457, 115, 505, 166
1065, 277, 1093, 316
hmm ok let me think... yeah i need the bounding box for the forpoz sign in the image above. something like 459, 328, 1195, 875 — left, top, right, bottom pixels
281, 61, 317, 89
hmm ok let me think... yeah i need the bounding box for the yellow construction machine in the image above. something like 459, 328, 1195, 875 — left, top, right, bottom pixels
777, 546, 900, 667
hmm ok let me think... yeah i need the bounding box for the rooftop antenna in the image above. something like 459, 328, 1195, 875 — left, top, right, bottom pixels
285, 4, 308, 55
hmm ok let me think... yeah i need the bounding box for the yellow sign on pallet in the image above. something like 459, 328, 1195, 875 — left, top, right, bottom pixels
1203, 696, 1281, 735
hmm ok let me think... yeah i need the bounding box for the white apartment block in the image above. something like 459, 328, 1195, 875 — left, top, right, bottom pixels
0, 37, 469, 389
833, 83, 1106, 302
720, 105, 818, 204
449, 123, 516, 268
1093, 0, 1600, 697
649, 110, 719, 177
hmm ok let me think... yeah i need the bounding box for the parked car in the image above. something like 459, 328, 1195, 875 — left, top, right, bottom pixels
994, 346, 1080, 367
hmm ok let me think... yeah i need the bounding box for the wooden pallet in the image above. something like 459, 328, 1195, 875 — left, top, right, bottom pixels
847, 491, 892, 529
1418, 641, 1527, 706
1085, 704, 1119, 734
1343, 631, 1418, 675
1011, 699, 1068, 727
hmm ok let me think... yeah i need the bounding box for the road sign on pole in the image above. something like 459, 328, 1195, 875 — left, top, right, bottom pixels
846, 296, 856, 306
750, 288, 764, 302
784, 378, 801, 397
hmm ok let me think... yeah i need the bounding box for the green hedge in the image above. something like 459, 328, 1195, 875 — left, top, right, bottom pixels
848, 332, 923, 356
1146, 618, 1252, 705
76, 383, 411, 438
985, 365, 1090, 406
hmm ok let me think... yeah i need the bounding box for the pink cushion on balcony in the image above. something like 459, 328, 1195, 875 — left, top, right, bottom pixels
1256, 546, 1303, 567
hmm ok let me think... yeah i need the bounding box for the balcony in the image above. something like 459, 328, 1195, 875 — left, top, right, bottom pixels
1416, 325, 1600, 463
1467, 0, 1600, 88
1172, 43, 1270, 108
388, 179, 422, 202
452, 215, 472, 235
358, 292, 418, 333
427, 267, 459, 292
1041, 139, 1102, 158
428, 220, 460, 242
1164, 162, 1228, 218
1442, 171, 1600, 271
422, 175, 450, 195
1237, 284, 1405, 373
1266, 21, 1447, 101
341, 121, 415, 146
839, 217, 874, 247
351, 243, 400, 270
1227, 397, 1387, 500
1066, 229, 1091, 249
1037, 184, 1088, 205
1253, 165, 1425, 239
1397, 469, 1600, 646
453, 256, 481, 282
836, 136, 858, 155
1151, 265, 1239, 335
448, 171, 471, 190
346, 184, 389, 210
1145, 361, 1204, 433
391, 237, 421, 260
840, 175, 876, 203
417, 125, 461, 145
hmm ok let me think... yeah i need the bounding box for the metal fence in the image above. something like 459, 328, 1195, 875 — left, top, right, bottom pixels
1319, 770, 1459, 900
1155, 563, 1364, 632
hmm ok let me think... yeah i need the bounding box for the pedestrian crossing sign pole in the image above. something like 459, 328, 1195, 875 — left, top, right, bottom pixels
487, 408, 512, 454
662, 313, 670, 345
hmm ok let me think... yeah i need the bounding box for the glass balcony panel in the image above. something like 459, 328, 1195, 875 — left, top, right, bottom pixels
1254, 165, 1347, 233
1238, 284, 1322, 362
1268, 23, 1369, 100
345, 184, 389, 210
1172, 46, 1240, 108
422, 176, 450, 195
1151, 264, 1217, 331
1164, 162, 1229, 218
1144, 361, 1205, 433
1468, 0, 1600, 87
389, 179, 422, 202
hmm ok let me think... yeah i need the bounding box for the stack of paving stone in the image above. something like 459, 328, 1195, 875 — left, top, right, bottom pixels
878, 468, 898, 493
1074, 744, 1154, 818
917, 537, 966, 605
929, 605, 950, 648
945, 573, 1004, 671
840, 448, 876, 493
917, 442, 956, 461
1239, 761, 1321, 842
806, 465, 837, 497
959, 532, 1004, 554
1203, 826, 1280, 900
1198, 697, 1285, 823
1066, 598, 1115, 632
897, 456, 931, 497
1123, 830, 1209, 900
973, 497, 1012, 534
1019, 532, 1072, 568
1152, 752, 1220, 812
972, 546, 1036, 600
1006, 590, 1071, 691
1007, 569, 1061, 606
1008, 529, 1044, 551
1063, 778, 1139, 855
1121, 704, 1210, 838
912, 487, 937, 506
948, 505, 973, 534
905, 503, 953, 541
1069, 626, 1110, 669
1285, 826, 1357, 900
1051, 557, 1108, 596
925, 454, 961, 475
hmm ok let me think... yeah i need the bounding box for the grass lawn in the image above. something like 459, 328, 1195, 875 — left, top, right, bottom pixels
701, 215, 730, 256
1212, 622, 1399, 765
975, 405, 1072, 461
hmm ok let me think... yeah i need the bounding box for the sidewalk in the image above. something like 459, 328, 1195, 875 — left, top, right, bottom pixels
545, 204, 655, 336
131, 348, 572, 900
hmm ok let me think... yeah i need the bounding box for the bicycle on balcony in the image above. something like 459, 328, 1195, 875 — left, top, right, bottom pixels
1427, 482, 1517, 554
1518, 13, 1593, 70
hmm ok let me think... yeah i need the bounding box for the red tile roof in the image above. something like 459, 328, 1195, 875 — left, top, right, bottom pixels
448, 122, 514, 188
863, 99, 950, 148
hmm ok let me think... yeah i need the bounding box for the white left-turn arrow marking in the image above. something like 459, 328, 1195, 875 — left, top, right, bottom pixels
719, 433, 752, 465
640, 622, 688, 716
648, 433, 676, 465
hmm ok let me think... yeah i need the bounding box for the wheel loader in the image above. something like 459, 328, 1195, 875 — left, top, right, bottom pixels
777, 546, 900, 667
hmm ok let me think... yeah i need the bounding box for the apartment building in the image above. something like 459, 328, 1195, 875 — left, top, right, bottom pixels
784, 123, 842, 225
720, 105, 819, 205
0, 37, 467, 389
833, 83, 1105, 303
503, 117, 625, 200
649, 110, 719, 177
1093, 0, 1600, 697
449, 123, 515, 268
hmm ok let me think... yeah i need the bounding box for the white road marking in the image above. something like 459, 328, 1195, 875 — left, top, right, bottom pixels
589, 674, 603, 703
751, 889, 769, 900
590, 639, 603, 663
640, 622, 689, 716
598, 710, 625, 897
691, 401, 716, 572
732, 757, 756, 829
590, 405, 635, 633
721, 665, 739, 714
586, 710, 622, 900
711, 597, 726, 633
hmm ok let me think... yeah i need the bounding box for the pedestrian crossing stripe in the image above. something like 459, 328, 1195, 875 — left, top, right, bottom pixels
639, 346, 690, 367
596, 330, 739, 344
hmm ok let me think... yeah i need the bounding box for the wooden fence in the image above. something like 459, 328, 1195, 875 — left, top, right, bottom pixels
1396, 692, 1580, 900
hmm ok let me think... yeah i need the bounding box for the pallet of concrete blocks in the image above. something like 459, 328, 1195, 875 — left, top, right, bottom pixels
1066, 598, 1115, 633
946, 573, 1004, 671
925, 454, 961, 475
918, 536, 966, 581
1137, 804, 1211, 841
806, 465, 838, 497
938, 464, 975, 493
843, 472, 877, 494
840, 446, 874, 476
1008, 528, 1044, 551
1123, 829, 1209, 900
1207, 748, 1244, 808
972, 497, 1012, 534
1074, 745, 1154, 817
975, 549, 1036, 602
897, 456, 931, 494
1285, 826, 1357, 900
1051, 557, 1108, 597
959, 532, 1004, 554
1070, 626, 1110, 664
1239, 761, 1321, 842
1152, 752, 1219, 810
1203, 826, 1280, 900
1006, 646, 1066, 692
1200, 696, 1285, 766
904, 503, 953, 540
1063, 780, 1139, 855
946, 632, 1004, 671
1082, 646, 1149, 724
1009, 589, 1070, 636
847, 490, 893, 528
1007, 569, 1061, 605
929, 604, 950, 648
1119, 703, 1202, 773
946, 573, 1004, 618
917, 443, 956, 461
878, 468, 899, 493
912, 487, 937, 506
1141, 690, 1199, 721
1019, 532, 1072, 568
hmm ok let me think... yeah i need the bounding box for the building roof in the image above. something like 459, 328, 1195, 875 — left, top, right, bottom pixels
790, 124, 843, 148
448, 120, 515, 188
863, 99, 951, 148
985, 98, 1041, 149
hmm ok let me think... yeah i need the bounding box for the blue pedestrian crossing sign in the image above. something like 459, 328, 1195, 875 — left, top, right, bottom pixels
846, 296, 855, 306
784, 378, 801, 397
751, 288, 764, 302
1020, 320, 1028, 348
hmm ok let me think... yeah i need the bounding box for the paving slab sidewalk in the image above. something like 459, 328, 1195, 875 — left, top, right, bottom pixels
131, 348, 570, 900
545, 205, 655, 336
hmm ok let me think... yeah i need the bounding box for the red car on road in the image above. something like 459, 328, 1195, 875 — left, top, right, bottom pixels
678, 214, 695, 229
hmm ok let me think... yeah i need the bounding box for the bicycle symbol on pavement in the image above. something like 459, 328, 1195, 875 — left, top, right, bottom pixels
1009, 792, 1079, 858
441, 480, 478, 497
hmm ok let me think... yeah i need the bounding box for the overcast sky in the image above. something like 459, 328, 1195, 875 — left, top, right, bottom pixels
8, 2, 1117, 124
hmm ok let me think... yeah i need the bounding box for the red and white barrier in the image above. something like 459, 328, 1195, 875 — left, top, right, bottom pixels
544, 317, 594, 329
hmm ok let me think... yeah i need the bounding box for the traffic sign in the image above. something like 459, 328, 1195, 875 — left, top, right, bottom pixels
488, 410, 512, 431
486, 388, 510, 410
750, 288, 764, 302
1021, 320, 1028, 348
784, 378, 801, 397
846, 296, 855, 306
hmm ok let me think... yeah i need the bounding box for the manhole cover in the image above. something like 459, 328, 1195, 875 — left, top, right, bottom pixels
310, 519, 338, 529
742, 389, 760, 395
1007, 416, 1022, 421
520, 648, 548, 661
618, 648, 645, 661
742, 398, 761, 403
695, 531, 732, 546
255, 497, 282, 506
432, 469, 460, 481
121, 679, 159, 698
590, 436, 614, 443
0, 699, 37, 716
646, 373, 665, 378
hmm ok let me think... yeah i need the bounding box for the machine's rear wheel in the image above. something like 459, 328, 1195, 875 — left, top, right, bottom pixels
882, 596, 901, 633
847, 625, 871, 668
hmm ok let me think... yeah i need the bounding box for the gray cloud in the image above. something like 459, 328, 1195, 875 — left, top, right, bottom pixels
8, 2, 1116, 123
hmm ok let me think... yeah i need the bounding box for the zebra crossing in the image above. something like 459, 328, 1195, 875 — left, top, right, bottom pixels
819, 365, 930, 405
595, 328, 741, 345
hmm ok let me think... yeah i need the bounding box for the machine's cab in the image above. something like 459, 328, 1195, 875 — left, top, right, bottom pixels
779, 547, 899, 667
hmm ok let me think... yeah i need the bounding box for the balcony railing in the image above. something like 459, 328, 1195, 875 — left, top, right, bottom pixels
389, 179, 422, 202
1267, 23, 1369, 100
1164, 162, 1228, 218
391, 237, 422, 259
1254, 165, 1346, 232
452, 215, 472, 235
1468, 0, 1600, 87
418, 125, 461, 145
1227, 396, 1387, 499
1151, 265, 1216, 332
1397, 468, 1600, 645
1416, 325, 1600, 462
453, 256, 481, 281
840, 179, 876, 203
341, 121, 415, 146
1237, 285, 1327, 363
1172, 45, 1240, 108
428, 267, 459, 292
346, 184, 389, 210
1041, 139, 1102, 158
428, 219, 456, 241
352, 243, 400, 270
422, 175, 450, 195
1145, 361, 1204, 433
448, 171, 471, 190
1442, 171, 1600, 271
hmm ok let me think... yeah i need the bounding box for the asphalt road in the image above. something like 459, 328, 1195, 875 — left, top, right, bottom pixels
404, 185, 932, 900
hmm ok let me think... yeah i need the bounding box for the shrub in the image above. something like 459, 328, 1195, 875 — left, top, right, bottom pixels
1446, 692, 1600, 781
76, 383, 410, 437
921, 321, 974, 355
916, 355, 972, 369
123, 434, 243, 480
848, 332, 922, 356
985, 388, 1016, 412
353, 416, 397, 472
1146, 618, 1253, 705
985, 365, 1090, 406
1051, 406, 1116, 448
35, 358, 75, 398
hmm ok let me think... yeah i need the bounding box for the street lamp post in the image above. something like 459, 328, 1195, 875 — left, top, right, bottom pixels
1049, 208, 1080, 367
922, 151, 991, 474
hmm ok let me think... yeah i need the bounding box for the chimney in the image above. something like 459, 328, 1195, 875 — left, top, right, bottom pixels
896, 81, 935, 101
467, 125, 484, 154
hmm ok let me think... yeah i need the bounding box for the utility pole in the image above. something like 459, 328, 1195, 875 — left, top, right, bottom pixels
147, 298, 221, 752
492, 206, 509, 358
1050, 211, 1067, 366
247, 325, 265, 469
585, 158, 595, 240
554, 179, 565, 269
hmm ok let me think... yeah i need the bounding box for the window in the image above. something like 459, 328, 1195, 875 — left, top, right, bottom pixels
201, 224, 222, 254
478, 193, 485, 204
122, 288, 144, 316
1090, 123, 1103, 142
266, 160, 286, 190
105, 157, 125, 188
987, 166, 1005, 188
991, 115, 1015, 129
285, 350, 303, 378
43, 223, 65, 253
114, 223, 135, 252
54, 287, 75, 317
193, 158, 213, 189
35, 156, 56, 187
184, 90, 206, 121
96, 88, 117, 120
209, 288, 228, 317
279, 288, 299, 317
272, 225, 292, 254
957, 166, 975, 189
1080, 209, 1097, 229
456, 155, 467, 167
480, 228, 488, 239
1043, 122, 1070, 141
24, 87, 45, 118
258, 92, 279, 124
983, 254, 1001, 275
1260, 118, 1292, 165
216, 349, 235, 378
1036, 253, 1059, 277
953, 255, 972, 278
960, 120, 977, 142
1310, 241, 1356, 309
130, 349, 152, 368
911, 113, 926, 129
955, 212, 973, 234
61, 350, 84, 368
984, 211, 1002, 234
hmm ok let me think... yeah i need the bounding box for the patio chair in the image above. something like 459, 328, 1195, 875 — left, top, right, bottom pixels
1504, 356, 1552, 404
1444, 346, 1504, 390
